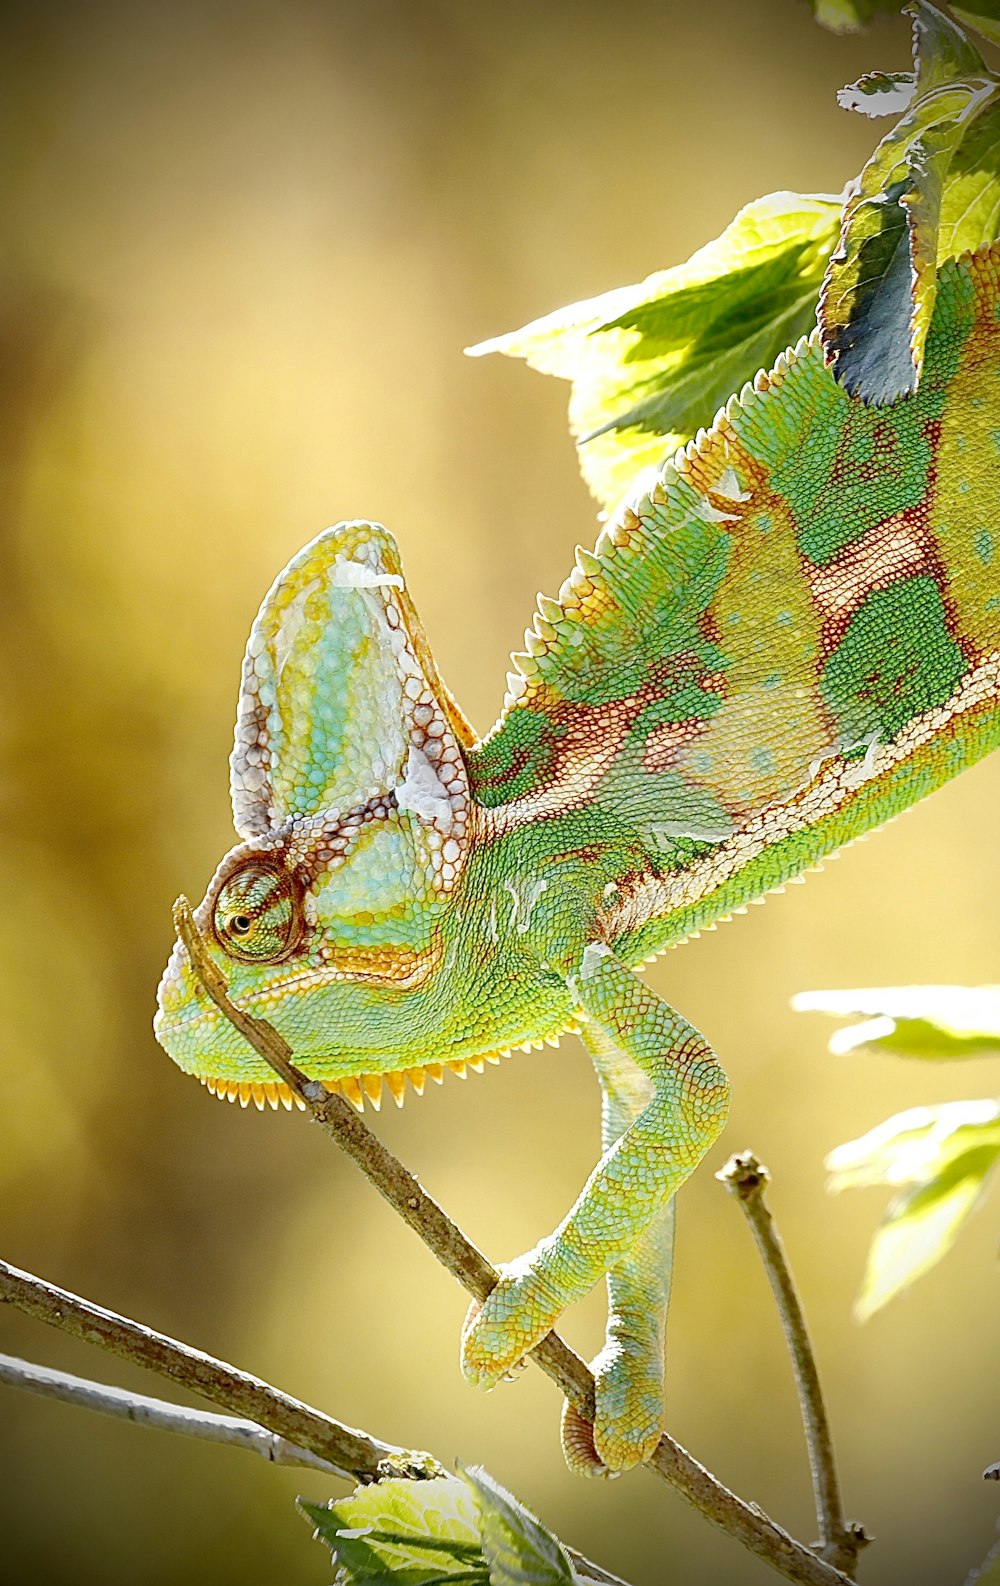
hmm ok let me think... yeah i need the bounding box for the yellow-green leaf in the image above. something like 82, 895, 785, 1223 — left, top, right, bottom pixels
825, 1099, 1000, 1316
853, 1156, 993, 1318
300, 1477, 488, 1585
952, 0, 1000, 49
792, 984, 1000, 1057
469, 192, 842, 513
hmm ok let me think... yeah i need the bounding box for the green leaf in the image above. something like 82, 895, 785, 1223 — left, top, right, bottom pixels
826, 1098, 1000, 1188
469, 192, 842, 513
952, 0, 1000, 49
300, 1470, 596, 1586
914, 0, 989, 90
459, 1465, 575, 1586
792, 984, 1000, 1057
821, 3, 999, 402
300, 1477, 489, 1586
825, 1099, 1000, 1316
810, 0, 904, 32
838, 70, 917, 115
852, 1149, 997, 1317
938, 93, 1000, 254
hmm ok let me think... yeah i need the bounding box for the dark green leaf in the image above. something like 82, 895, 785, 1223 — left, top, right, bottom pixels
459, 1465, 575, 1586
792, 984, 1000, 1057
300, 1477, 489, 1586
825, 1099, 1000, 1316
838, 70, 917, 114
469, 192, 841, 512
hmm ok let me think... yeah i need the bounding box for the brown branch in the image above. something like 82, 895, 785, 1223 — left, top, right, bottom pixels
0, 1259, 436, 1484
0, 1350, 344, 1474
718, 1152, 870, 1579
174, 895, 856, 1586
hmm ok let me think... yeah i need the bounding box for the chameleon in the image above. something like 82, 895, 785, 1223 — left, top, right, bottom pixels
156, 241, 1000, 1477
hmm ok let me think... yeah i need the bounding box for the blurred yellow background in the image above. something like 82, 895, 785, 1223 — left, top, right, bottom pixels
2, 2, 999, 1583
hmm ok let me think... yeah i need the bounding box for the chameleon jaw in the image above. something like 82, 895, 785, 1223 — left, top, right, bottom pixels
196, 1051, 502, 1113
194, 1025, 576, 1112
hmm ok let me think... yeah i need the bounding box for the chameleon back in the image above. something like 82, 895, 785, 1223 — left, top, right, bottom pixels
470, 245, 1000, 962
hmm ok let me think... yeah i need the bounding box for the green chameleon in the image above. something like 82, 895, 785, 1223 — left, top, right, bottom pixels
156, 243, 1000, 1478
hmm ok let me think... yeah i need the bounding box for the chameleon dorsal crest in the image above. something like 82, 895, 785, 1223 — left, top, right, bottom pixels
230, 521, 472, 899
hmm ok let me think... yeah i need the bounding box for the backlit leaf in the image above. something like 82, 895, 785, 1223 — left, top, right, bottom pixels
469, 192, 842, 512
792, 984, 1000, 1057
459, 1465, 575, 1586
825, 1100, 1000, 1316
300, 1476, 488, 1585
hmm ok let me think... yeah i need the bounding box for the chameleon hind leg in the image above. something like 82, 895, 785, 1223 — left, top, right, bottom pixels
462, 942, 729, 1471
561, 1018, 675, 1476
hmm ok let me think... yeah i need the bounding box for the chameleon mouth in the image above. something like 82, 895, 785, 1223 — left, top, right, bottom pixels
195, 1023, 576, 1112
197, 1049, 505, 1112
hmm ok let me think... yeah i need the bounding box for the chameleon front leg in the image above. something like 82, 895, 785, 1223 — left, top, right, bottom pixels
560, 1018, 676, 1476
461, 942, 729, 1471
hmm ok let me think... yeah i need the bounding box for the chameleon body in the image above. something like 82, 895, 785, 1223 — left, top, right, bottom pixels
156, 245, 1000, 1475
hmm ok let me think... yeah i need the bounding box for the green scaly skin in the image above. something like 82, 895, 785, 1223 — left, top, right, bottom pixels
156, 243, 1000, 1476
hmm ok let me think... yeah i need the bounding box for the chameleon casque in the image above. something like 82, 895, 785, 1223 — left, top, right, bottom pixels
156, 243, 1000, 1478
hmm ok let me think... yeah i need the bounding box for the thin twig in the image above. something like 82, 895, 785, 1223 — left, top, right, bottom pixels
718, 1152, 870, 1579
174, 895, 855, 1586
0, 1259, 436, 1484
0, 1351, 343, 1474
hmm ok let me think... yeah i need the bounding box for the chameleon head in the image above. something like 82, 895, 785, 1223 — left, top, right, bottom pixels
154, 520, 476, 1099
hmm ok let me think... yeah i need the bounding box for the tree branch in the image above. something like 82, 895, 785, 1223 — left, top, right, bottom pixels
173, 895, 856, 1586
0, 1259, 436, 1484
0, 1350, 343, 1474
718, 1152, 869, 1579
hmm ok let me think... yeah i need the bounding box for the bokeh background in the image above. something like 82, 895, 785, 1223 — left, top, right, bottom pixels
2, 2, 999, 1583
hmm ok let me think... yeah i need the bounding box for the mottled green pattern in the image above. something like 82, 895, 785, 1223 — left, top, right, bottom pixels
156, 244, 1000, 1478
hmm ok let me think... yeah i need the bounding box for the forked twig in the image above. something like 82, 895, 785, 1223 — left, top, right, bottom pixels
0, 1259, 431, 1483
718, 1152, 869, 1579
174, 895, 855, 1586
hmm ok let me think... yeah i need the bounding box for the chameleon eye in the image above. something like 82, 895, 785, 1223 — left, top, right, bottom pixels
213, 861, 303, 963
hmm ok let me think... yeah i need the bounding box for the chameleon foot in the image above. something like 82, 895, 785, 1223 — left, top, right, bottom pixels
460, 1259, 566, 1388
560, 1343, 662, 1477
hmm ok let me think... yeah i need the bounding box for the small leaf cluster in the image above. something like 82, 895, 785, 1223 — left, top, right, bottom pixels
300, 1464, 610, 1586
471, 2, 1000, 511
794, 985, 1000, 1317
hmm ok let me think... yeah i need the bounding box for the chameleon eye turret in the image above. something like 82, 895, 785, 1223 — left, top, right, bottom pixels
212, 859, 303, 963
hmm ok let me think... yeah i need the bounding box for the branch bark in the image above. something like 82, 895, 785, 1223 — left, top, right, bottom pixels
0, 1260, 436, 1484
0, 1350, 343, 1474
173, 896, 856, 1586
718, 1152, 869, 1579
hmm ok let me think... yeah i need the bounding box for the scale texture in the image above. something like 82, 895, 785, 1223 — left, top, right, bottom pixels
156, 244, 1000, 1474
